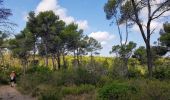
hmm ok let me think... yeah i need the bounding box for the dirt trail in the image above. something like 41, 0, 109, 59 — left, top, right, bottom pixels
0, 85, 36, 100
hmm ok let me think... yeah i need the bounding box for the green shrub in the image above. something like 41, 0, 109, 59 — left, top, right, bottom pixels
27, 65, 52, 74
0, 72, 9, 84
128, 68, 142, 78
153, 66, 170, 79
39, 89, 61, 100
98, 82, 138, 100
0, 65, 21, 84
53, 70, 76, 86
74, 68, 100, 85
97, 76, 113, 87
140, 80, 170, 100
18, 71, 52, 94
62, 84, 95, 95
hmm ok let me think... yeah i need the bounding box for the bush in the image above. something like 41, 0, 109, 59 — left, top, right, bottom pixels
27, 65, 52, 74
18, 69, 52, 94
140, 80, 170, 100
128, 68, 143, 78
39, 88, 61, 100
153, 66, 170, 79
98, 82, 138, 100
0, 64, 21, 84
52, 70, 76, 86
61, 84, 95, 95
97, 76, 113, 87
0, 72, 9, 84
74, 68, 100, 85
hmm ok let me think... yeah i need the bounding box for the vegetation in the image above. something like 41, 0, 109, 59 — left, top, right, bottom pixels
0, 0, 170, 100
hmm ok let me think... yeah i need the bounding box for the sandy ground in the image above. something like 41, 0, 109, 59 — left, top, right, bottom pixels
0, 85, 36, 100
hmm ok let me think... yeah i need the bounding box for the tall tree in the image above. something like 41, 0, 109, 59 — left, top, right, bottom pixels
9, 29, 33, 75
110, 41, 136, 76
104, 0, 170, 77
26, 12, 38, 64
48, 20, 65, 70
32, 11, 59, 66
85, 36, 102, 65
63, 23, 83, 66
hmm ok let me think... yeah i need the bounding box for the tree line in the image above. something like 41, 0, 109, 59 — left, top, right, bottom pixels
6, 11, 102, 72
0, 0, 170, 78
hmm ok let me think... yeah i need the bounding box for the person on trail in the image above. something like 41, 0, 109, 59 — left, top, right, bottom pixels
10, 71, 16, 87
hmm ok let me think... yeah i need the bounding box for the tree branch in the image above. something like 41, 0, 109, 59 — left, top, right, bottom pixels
131, 0, 147, 43
152, 8, 170, 20
151, 0, 170, 19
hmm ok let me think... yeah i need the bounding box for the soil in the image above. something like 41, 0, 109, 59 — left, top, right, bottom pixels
0, 85, 36, 100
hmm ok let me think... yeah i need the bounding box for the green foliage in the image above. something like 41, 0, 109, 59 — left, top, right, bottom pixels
38, 86, 62, 100
133, 46, 147, 65
160, 22, 170, 47
18, 68, 52, 94
52, 68, 100, 86
110, 41, 136, 58
139, 80, 170, 100
27, 65, 52, 74
128, 67, 143, 78
104, 0, 117, 20
74, 68, 100, 85
16, 63, 170, 100
98, 82, 137, 100
0, 64, 21, 84
61, 84, 95, 95
153, 66, 170, 80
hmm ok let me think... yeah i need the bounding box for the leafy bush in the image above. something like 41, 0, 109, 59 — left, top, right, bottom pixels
128, 68, 143, 78
39, 88, 61, 100
27, 65, 52, 74
18, 69, 52, 94
52, 70, 76, 86
98, 82, 138, 100
0, 64, 21, 84
62, 84, 95, 95
139, 80, 170, 100
0, 72, 9, 84
153, 66, 170, 79
74, 68, 100, 85
97, 76, 113, 87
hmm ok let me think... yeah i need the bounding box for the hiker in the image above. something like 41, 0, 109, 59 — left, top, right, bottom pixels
10, 71, 16, 87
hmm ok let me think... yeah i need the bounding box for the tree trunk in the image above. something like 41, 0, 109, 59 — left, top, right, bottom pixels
90, 52, 94, 67
146, 43, 153, 78
52, 54, 56, 70
62, 53, 66, 69
123, 58, 128, 77
76, 48, 80, 66
22, 60, 26, 76
44, 42, 48, 67
56, 53, 61, 69
73, 50, 76, 60
33, 42, 36, 65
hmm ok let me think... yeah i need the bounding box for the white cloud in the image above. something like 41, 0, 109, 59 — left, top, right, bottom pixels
89, 31, 115, 45
132, 20, 163, 33
23, 14, 28, 22
35, 0, 89, 30
76, 20, 89, 30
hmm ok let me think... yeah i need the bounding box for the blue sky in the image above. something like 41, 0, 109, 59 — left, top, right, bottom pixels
4, 0, 170, 56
